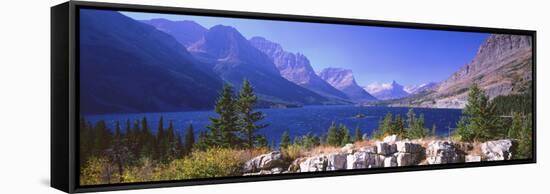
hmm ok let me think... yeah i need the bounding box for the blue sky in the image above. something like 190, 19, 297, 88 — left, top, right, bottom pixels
121, 11, 489, 86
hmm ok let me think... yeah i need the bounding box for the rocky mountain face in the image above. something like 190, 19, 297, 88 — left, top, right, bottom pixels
140, 19, 207, 47
365, 81, 410, 100
249, 37, 350, 102
404, 82, 439, 95
189, 25, 330, 106
319, 68, 377, 102
79, 9, 222, 114
393, 34, 533, 108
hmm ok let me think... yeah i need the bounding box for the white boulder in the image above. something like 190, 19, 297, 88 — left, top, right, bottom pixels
481, 139, 513, 161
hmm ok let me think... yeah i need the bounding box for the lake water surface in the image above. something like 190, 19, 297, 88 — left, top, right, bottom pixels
85, 105, 462, 145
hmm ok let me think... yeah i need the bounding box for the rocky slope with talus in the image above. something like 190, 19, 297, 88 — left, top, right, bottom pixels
392, 34, 532, 108
249, 37, 350, 102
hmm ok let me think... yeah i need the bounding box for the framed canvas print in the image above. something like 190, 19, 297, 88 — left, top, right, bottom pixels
51, 1, 536, 193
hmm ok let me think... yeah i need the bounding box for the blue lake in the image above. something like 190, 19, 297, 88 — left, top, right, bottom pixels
84, 105, 462, 145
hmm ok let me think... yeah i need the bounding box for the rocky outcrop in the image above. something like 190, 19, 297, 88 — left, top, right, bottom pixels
481, 139, 513, 161
242, 136, 515, 174
243, 151, 285, 173
346, 151, 382, 169
377, 142, 398, 156
426, 141, 465, 164
300, 153, 347, 172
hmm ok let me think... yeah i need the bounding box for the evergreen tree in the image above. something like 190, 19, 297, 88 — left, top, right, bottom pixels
517, 113, 533, 159
237, 79, 268, 148
406, 109, 416, 129
456, 84, 501, 141
280, 131, 291, 149
183, 124, 195, 156
195, 131, 210, 151
165, 120, 177, 161
140, 117, 153, 157
207, 83, 240, 148
256, 135, 268, 148
375, 113, 393, 139
156, 116, 169, 162
507, 112, 522, 139
340, 124, 351, 145
394, 114, 406, 138
353, 127, 362, 142
408, 114, 428, 139
326, 122, 340, 146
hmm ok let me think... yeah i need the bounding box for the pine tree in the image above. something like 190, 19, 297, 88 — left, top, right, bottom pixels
237, 79, 268, 148
406, 109, 416, 129
183, 124, 195, 156
460, 84, 501, 141
156, 116, 169, 162
340, 124, 351, 145
353, 127, 362, 142
394, 114, 406, 138
326, 122, 340, 146
256, 135, 268, 148
517, 113, 533, 159
140, 117, 153, 157
280, 131, 291, 149
507, 112, 522, 139
375, 113, 393, 139
195, 131, 209, 151
207, 83, 240, 148
165, 120, 177, 161
409, 114, 428, 139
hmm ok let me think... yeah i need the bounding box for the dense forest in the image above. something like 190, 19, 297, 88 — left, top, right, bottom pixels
79, 82, 533, 185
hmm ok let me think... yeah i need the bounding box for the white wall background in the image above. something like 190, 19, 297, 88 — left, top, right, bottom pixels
0, 0, 547, 193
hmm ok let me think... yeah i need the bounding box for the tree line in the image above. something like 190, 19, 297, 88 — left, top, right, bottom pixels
452, 84, 533, 159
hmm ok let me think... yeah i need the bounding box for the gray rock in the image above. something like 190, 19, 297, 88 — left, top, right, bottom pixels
426, 141, 465, 164
383, 155, 397, 167
396, 141, 424, 153
377, 142, 397, 156
299, 153, 347, 172
346, 151, 381, 169
243, 151, 285, 173
359, 145, 378, 153
341, 143, 355, 154
466, 155, 482, 163
481, 139, 513, 161
383, 134, 400, 143
395, 152, 418, 166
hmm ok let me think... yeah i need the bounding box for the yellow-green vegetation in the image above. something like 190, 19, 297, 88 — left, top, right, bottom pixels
281, 144, 304, 162
161, 148, 246, 180
80, 147, 272, 185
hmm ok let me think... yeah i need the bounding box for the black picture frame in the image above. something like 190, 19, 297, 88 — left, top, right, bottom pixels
51, 1, 536, 193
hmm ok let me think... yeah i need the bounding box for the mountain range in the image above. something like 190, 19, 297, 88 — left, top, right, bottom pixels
318, 68, 377, 102
249, 37, 351, 102
80, 10, 532, 113
365, 81, 409, 100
